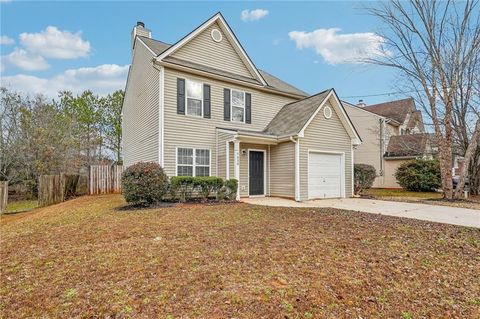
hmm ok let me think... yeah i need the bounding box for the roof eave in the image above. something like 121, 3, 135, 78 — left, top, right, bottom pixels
156, 60, 308, 99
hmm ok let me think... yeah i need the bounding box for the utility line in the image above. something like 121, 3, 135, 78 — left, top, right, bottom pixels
340, 90, 417, 99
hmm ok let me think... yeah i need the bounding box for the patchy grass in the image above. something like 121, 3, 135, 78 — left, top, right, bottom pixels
1, 195, 479, 318
363, 188, 442, 199
5, 199, 38, 213
363, 188, 480, 210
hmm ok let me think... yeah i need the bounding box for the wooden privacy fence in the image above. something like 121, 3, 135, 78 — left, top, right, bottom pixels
0, 181, 7, 213
89, 165, 124, 195
38, 175, 65, 207
38, 174, 85, 207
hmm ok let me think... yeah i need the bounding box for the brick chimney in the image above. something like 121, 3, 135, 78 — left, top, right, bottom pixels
357, 99, 366, 107
131, 21, 151, 49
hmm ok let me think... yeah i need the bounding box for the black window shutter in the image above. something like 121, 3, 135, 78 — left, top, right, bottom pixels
224, 88, 231, 121
245, 93, 252, 124
177, 78, 185, 115
203, 84, 211, 119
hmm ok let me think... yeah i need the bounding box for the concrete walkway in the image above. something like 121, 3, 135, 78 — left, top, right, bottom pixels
242, 197, 480, 228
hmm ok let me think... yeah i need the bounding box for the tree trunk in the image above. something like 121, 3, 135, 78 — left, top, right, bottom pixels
455, 120, 480, 198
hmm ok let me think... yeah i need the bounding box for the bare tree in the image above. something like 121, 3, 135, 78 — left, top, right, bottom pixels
366, 0, 480, 199
0, 88, 25, 183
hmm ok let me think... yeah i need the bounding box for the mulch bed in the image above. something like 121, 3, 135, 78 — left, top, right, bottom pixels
1, 194, 479, 318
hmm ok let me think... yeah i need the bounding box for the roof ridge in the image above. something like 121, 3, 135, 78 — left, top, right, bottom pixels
365, 97, 413, 108
281, 88, 332, 107
138, 36, 171, 46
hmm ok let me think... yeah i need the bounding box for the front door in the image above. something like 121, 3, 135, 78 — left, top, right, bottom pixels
249, 151, 264, 196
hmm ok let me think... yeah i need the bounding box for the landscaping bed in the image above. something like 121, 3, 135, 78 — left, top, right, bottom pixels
363, 188, 480, 210
1, 195, 479, 318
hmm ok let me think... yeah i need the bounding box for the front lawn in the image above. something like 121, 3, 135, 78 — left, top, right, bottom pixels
363, 188, 480, 210
1, 195, 479, 318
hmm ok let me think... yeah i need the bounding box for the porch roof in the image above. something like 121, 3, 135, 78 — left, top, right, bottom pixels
216, 127, 291, 145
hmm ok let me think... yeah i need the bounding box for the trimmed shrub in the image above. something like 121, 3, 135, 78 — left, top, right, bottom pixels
122, 162, 168, 206
194, 176, 224, 201
395, 159, 441, 192
224, 179, 238, 200
170, 176, 195, 202
354, 164, 377, 195
169, 176, 238, 202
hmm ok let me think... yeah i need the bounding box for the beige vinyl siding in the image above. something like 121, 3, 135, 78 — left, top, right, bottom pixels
299, 101, 353, 200
162, 67, 297, 179
216, 131, 233, 179
270, 141, 295, 198
172, 22, 254, 80
122, 41, 159, 166
384, 159, 406, 188
344, 105, 384, 187
344, 104, 405, 188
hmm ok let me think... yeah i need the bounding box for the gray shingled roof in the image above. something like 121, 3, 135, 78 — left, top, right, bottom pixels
137, 36, 170, 55
137, 36, 307, 97
259, 70, 308, 97
263, 89, 331, 136
163, 56, 262, 85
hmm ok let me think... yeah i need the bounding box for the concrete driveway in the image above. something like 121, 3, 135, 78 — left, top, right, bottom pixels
242, 197, 480, 228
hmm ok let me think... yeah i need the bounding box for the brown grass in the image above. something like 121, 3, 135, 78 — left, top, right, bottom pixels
1, 195, 479, 318
363, 188, 480, 210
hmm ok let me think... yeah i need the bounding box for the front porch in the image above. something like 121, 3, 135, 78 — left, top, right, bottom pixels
217, 128, 297, 200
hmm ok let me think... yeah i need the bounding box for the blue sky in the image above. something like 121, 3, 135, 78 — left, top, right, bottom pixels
1, 1, 401, 105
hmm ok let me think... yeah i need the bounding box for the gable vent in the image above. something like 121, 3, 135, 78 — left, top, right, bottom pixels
211, 28, 223, 42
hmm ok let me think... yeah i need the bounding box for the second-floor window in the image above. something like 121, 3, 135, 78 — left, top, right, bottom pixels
186, 80, 203, 117
231, 89, 245, 122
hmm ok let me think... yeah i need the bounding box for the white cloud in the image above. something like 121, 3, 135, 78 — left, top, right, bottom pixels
19, 26, 91, 59
0, 64, 129, 98
0, 35, 15, 45
1, 48, 50, 71
241, 9, 269, 22
289, 28, 389, 64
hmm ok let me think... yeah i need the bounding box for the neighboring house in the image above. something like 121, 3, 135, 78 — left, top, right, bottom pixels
122, 13, 361, 201
344, 98, 434, 188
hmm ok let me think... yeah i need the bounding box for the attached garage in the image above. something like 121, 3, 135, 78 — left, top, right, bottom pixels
308, 152, 344, 199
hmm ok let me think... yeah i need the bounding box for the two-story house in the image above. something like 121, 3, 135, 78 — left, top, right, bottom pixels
344, 98, 434, 188
122, 13, 361, 201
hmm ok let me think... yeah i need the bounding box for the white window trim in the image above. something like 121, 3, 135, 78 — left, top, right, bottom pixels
185, 79, 203, 118
230, 88, 246, 123
175, 147, 211, 177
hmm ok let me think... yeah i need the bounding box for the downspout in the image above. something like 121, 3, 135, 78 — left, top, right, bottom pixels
379, 118, 384, 177
290, 136, 301, 202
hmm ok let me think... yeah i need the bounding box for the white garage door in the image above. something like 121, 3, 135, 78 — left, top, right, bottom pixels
308, 152, 343, 199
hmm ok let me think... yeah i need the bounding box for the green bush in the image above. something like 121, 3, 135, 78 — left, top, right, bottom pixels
224, 179, 238, 200
354, 164, 377, 195
169, 176, 195, 202
122, 162, 168, 206
194, 176, 224, 201
395, 159, 441, 192
169, 176, 238, 202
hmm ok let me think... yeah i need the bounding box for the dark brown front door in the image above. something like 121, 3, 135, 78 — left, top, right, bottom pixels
249, 151, 264, 196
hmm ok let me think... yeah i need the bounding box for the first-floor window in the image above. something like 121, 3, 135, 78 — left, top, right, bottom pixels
177, 147, 210, 176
